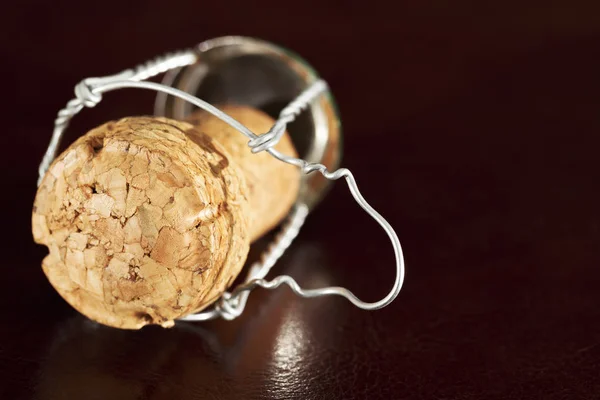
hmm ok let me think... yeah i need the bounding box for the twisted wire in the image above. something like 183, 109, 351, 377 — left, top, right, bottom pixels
37, 50, 198, 185
248, 80, 329, 153
199, 204, 309, 321
37, 49, 405, 322
130, 50, 197, 81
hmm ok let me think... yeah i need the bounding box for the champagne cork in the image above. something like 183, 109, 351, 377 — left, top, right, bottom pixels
186, 105, 299, 240
32, 107, 300, 329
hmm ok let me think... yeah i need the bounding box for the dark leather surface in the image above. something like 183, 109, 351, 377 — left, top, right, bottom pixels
3, 1, 600, 398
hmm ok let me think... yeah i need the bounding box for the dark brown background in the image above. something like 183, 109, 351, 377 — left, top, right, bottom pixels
2, 1, 600, 399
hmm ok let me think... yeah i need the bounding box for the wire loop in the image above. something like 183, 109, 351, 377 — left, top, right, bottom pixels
74, 80, 102, 107
37, 48, 406, 322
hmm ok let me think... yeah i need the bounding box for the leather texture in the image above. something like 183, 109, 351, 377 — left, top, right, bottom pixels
2, 1, 600, 398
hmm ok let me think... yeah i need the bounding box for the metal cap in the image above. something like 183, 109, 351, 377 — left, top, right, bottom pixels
154, 36, 342, 210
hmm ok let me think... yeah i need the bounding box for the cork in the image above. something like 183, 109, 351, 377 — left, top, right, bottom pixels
32, 108, 299, 329
186, 105, 300, 240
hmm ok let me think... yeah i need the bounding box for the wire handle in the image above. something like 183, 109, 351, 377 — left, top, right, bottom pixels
37, 49, 405, 322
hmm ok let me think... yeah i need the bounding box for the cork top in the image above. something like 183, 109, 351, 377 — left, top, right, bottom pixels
33, 117, 251, 329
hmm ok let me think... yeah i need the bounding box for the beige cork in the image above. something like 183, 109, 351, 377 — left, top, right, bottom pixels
33, 109, 299, 329
186, 105, 300, 240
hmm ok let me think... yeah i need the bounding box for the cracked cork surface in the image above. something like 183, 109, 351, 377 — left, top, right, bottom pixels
33, 108, 300, 330
32, 116, 253, 329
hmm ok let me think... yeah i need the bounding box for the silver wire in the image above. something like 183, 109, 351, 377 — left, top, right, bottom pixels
37, 49, 406, 321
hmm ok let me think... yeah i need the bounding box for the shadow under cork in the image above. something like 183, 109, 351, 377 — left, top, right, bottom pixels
32, 240, 339, 400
